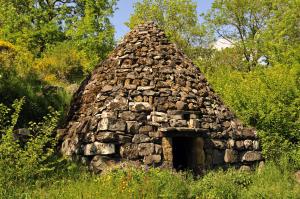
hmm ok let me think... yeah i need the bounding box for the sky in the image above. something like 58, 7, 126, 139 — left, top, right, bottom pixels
111, 0, 214, 40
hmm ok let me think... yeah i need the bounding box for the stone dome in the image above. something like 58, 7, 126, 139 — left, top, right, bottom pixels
60, 22, 263, 173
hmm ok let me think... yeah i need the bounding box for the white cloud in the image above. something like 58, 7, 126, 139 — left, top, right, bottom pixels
213, 38, 233, 50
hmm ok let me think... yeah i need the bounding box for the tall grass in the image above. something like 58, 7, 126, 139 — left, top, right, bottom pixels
3, 160, 297, 199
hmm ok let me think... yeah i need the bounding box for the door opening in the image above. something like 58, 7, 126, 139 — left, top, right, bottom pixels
171, 137, 205, 174
172, 137, 194, 171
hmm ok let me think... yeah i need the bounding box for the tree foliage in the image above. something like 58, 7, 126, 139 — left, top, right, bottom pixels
198, 0, 300, 160
261, 0, 300, 65
127, 0, 210, 58
0, 0, 117, 122
203, 0, 273, 70
0, 0, 117, 61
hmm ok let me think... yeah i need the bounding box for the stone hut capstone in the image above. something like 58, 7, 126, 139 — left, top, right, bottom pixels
60, 22, 263, 174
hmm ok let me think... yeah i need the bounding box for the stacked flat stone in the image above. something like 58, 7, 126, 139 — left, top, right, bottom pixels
60, 22, 263, 173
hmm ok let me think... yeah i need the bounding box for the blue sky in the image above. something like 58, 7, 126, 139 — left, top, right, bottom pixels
111, 0, 214, 40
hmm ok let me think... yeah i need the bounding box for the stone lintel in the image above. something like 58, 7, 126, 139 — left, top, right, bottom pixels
159, 127, 208, 137
167, 110, 202, 115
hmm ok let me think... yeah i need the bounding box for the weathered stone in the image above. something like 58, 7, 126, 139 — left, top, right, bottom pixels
132, 134, 151, 143
129, 102, 152, 112
143, 90, 158, 96
258, 161, 265, 173
152, 115, 168, 123
137, 86, 155, 91
101, 85, 113, 92
120, 143, 139, 159
244, 140, 253, 149
242, 128, 257, 139
125, 84, 137, 90
201, 122, 210, 129
212, 140, 226, 149
294, 170, 300, 184
169, 114, 184, 120
151, 111, 167, 117
144, 155, 161, 165
117, 134, 132, 144
139, 125, 154, 134
149, 131, 163, 138
227, 139, 235, 148
83, 132, 95, 143
154, 144, 162, 154
224, 149, 238, 163
83, 142, 115, 156
134, 95, 143, 102
236, 141, 244, 149
107, 97, 128, 111
126, 72, 136, 79
90, 155, 118, 172
119, 111, 136, 120
190, 113, 200, 119
170, 119, 187, 127
126, 121, 141, 134
188, 119, 200, 128
162, 137, 173, 162
176, 101, 187, 110
96, 132, 117, 142
242, 151, 262, 162
138, 143, 155, 156
253, 140, 260, 150
100, 111, 115, 118
108, 119, 126, 131
61, 138, 76, 156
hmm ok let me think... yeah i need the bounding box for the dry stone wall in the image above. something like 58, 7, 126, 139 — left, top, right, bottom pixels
60, 22, 263, 173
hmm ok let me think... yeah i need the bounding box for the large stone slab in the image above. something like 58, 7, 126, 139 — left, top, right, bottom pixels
97, 118, 126, 132
96, 132, 117, 142
83, 142, 115, 156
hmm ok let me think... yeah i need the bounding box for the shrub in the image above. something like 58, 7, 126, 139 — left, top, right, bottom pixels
242, 160, 300, 199
0, 40, 71, 124
34, 42, 91, 86
0, 98, 60, 197
204, 64, 300, 162
190, 169, 252, 199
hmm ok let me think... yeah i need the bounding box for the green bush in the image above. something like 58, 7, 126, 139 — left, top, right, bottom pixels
0, 40, 71, 124
204, 64, 300, 162
190, 169, 252, 199
242, 160, 300, 199
0, 98, 60, 197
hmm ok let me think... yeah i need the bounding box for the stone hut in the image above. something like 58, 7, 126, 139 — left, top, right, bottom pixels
60, 22, 263, 174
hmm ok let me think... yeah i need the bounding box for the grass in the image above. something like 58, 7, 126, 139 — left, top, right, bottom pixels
2, 161, 299, 199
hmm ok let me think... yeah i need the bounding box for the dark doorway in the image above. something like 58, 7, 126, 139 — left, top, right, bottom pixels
172, 137, 195, 171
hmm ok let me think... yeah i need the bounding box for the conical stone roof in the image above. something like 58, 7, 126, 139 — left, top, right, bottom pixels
61, 22, 262, 172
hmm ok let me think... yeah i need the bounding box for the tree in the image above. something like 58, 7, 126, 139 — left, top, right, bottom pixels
0, 0, 117, 65
203, 0, 272, 71
0, 1, 117, 123
261, 0, 300, 66
127, 0, 210, 58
